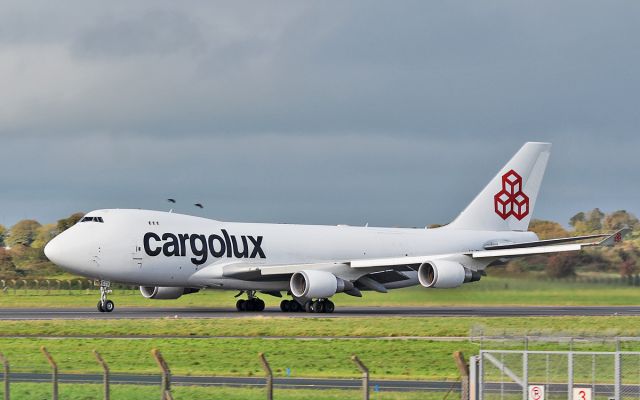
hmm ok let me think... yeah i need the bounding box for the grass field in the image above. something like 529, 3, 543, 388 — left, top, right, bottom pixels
0, 316, 639, 338
1, 276, 638, 392
0, 383, 438, 400
2, 276, 640, 308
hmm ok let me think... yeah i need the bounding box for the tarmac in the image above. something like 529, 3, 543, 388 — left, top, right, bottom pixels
0, 305, 638, 320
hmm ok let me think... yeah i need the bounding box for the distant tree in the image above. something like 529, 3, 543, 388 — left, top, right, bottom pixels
0, 224, 6, 247
604, 210, 639, 231
529, 219, 569, 240
570, 209, 605, 234
0, 248, 16, 278
545, 253, 577, 278
586, 208, 605, 232
9, 244, 46, 269
56, 212, 84, 233
569, 212, 586, 228
617, 249, 637, 277
31, 224, 59, 249
6, 220, 41, 247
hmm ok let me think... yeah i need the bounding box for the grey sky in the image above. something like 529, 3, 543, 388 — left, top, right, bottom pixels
1, 1, 639, 228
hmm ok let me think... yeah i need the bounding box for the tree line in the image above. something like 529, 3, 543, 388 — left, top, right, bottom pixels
0, 209, 638, 280
0, 213, 84, 279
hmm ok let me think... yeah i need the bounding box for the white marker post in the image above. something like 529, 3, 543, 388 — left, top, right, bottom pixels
528, 385, 545, 400
573, 388, 592, 400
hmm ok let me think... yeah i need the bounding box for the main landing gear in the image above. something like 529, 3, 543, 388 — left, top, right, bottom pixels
280, 298, 335, 313
235, 290, 265, 312
96, 280, 114, 313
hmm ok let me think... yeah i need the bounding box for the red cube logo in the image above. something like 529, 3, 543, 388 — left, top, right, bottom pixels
493, 170, 529, 220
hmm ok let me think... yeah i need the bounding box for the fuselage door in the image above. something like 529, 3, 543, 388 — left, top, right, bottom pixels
132, 243, 143, 269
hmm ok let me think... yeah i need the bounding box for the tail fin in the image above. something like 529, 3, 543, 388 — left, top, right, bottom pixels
447, 142, 551, 231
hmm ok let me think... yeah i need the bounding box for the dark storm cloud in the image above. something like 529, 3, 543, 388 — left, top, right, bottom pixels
0, 1, 639, 227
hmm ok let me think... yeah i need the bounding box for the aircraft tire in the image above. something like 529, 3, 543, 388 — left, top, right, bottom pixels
290, 301, 300, 312
104, 300, 115, 313
255, 299, 265, 312
304, 301, 313, 313
236, 299, 245, 311
280, 300, 290, 312
325, 300, 335, 313
97, 301, 105, 312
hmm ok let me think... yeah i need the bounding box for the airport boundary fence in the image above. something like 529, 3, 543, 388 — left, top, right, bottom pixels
0, 346, 468, 400
0, 337, 639, 399
471, 350, 640, 400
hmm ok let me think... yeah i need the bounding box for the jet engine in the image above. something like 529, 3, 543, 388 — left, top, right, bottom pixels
290, 270, 354, 298
417, 261, 481, 288
139, 286, 200, 300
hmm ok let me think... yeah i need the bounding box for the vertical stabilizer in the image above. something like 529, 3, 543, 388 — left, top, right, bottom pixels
446, 142, 551, 231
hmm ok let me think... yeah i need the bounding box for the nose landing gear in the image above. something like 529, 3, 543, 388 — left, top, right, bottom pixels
96, 281, 114, 313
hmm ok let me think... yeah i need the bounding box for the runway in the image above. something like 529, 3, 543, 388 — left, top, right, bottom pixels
0, 305, 638, 320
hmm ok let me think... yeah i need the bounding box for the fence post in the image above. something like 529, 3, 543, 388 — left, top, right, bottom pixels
614, 350, 621, 400
93, 350, 110, 400
151, 349, 173, 400
522, 350, 528, 400
567, 351, 573, 400
0, 352, 9, 400
259, 353, 273, 400
351, 355, 369, 400
40, 347, 58, 400
469, 355, 480, 400
454, 351, 470, 400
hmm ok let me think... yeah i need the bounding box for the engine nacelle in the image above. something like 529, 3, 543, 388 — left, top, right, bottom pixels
290, 270, 353, 299
139, 286, 200, 300
417, 261, 481, 288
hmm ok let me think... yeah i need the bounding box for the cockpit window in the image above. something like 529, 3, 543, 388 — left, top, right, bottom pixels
81, 216, 104, 223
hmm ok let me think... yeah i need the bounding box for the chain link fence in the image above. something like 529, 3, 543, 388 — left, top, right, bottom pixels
474, 350, 640, 400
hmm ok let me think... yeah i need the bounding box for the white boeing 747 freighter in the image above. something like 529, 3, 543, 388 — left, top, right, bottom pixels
44, 142, 628, 313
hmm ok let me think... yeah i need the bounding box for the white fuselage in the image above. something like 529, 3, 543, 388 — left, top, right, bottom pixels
44, 209, 537, 292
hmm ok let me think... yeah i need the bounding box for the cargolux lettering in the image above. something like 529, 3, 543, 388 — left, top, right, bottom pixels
143, 229, 265, 265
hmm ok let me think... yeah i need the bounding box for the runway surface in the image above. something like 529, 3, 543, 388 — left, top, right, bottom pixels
0, 305, 639, 320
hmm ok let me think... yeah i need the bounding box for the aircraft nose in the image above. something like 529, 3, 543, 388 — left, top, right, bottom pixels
44, 235, 64, 265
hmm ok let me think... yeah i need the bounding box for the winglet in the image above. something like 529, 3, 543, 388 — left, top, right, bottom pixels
596, 227, 632, 247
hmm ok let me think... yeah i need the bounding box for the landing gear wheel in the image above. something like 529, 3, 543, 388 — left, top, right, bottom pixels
289, 301, 300, 312
103, 300, 115, 313
325, 300, 335, 313
280, 300, 290, 312
315, 300, 325, 313
238, 297, 265, 312
304, 301, 313, 313
96, 280, 112, 313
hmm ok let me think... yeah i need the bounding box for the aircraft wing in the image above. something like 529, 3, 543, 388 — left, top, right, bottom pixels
469, 227, 631, 259
201, 228, 630, 280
